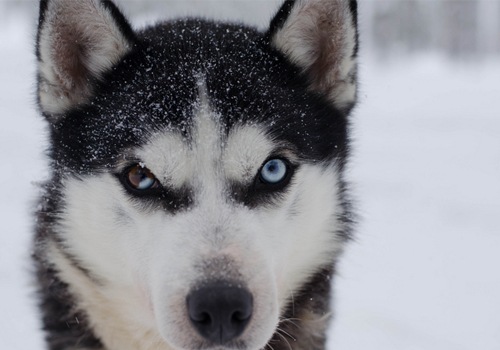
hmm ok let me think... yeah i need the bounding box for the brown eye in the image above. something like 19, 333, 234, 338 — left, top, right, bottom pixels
126, 165, 158, 190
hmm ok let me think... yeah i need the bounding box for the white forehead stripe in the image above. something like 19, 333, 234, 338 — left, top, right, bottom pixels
136, 82, 221, 189
136, 83, 277, 190
191, 84, 224, 186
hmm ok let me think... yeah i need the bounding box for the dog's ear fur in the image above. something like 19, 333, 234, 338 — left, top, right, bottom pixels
36, 0, 135, 119
269, 0, 358, 113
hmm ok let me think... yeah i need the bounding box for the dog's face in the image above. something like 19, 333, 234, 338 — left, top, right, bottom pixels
36, 1, 358, 349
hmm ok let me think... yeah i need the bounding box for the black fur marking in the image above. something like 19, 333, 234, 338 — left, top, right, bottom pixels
267, 0, 298, 39
100, 0, 137, 44
267, 267, 335, 350
231, 158, 298, 209
116, 165, 194, 213
348, 0, 360, 58
125, 185, 194, 214
34, 183, 102, 349
34, 261, 103, 350
34, 180, 103, 279
45, 19, 348, 177
36, 0, 49, 60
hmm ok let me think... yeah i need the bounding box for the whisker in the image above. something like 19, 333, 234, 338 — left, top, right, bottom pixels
279, 317, 301, 330
266, 342, 276, 350
277, 327, 297, 342
276, 327, 294, 350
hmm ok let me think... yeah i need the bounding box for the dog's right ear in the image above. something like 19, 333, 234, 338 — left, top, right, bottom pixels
268, 0, 358, 113
36, 0, 135, 120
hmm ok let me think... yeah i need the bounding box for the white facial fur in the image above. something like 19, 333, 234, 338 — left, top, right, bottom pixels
47, 87, 346, 350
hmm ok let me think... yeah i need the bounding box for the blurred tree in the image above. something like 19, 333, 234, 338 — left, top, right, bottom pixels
1, 0, 498, 59
365, 0, 498, 59
440, 1, 478, 57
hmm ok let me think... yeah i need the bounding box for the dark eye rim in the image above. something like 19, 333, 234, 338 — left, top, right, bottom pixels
118, 164, 163, 197
255, 157, 296, 191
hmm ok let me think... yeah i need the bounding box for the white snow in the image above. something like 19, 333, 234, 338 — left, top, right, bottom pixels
0, 9, 47, 350
329, 54, 500, 350
0, 3, 499, 350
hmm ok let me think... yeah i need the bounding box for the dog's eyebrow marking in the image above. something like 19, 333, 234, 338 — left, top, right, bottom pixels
136, 130, 193, 189
223, 126, 300, 187
223, 125, 275, 184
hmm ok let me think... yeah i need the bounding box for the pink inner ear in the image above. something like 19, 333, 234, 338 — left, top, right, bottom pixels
51, 21, 92, 94
38, 0, 133, 116
271, 0, 357, 109
299, 4, 347, 92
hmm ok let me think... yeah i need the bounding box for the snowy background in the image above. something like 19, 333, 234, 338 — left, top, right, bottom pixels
1, 1, 499, 349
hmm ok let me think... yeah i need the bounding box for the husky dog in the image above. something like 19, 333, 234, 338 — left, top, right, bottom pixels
33, 0, 358, 349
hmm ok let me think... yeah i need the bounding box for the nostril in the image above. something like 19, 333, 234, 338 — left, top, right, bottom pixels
192, 311, 211, 325
232, 309, 251, 323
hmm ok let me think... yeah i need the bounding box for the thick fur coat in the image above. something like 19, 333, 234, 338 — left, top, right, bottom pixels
33, 1, 358, 349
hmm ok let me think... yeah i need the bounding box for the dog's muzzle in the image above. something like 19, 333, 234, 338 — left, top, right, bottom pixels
187, 282, 253, 345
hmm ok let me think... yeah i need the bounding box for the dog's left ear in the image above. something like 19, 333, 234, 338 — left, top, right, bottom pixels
36, 0, 135, 119
269, 0, 358, 112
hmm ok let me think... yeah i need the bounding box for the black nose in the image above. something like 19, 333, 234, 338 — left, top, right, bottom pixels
187, 283, 253, 344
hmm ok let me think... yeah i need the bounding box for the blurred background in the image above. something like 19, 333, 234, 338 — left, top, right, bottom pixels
3, 0, 500, 57
1, 1, 499, 349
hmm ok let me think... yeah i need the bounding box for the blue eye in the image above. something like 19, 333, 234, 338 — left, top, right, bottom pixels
127, 165, 158, 190
260, 159, 287, 184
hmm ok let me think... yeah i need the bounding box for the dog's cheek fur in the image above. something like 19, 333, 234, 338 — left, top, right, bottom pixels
47, 175, 170, 349
267, 164, 345, 305
42, 240, 169, 350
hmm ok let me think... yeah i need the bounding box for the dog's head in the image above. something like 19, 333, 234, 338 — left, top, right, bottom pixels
36, 0, 358, 349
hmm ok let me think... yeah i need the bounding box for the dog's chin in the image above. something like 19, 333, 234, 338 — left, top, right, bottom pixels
181, 339, 250, 350
161, 326, 277, 350
169, 337, 272, 350
159, 316, 278, 350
